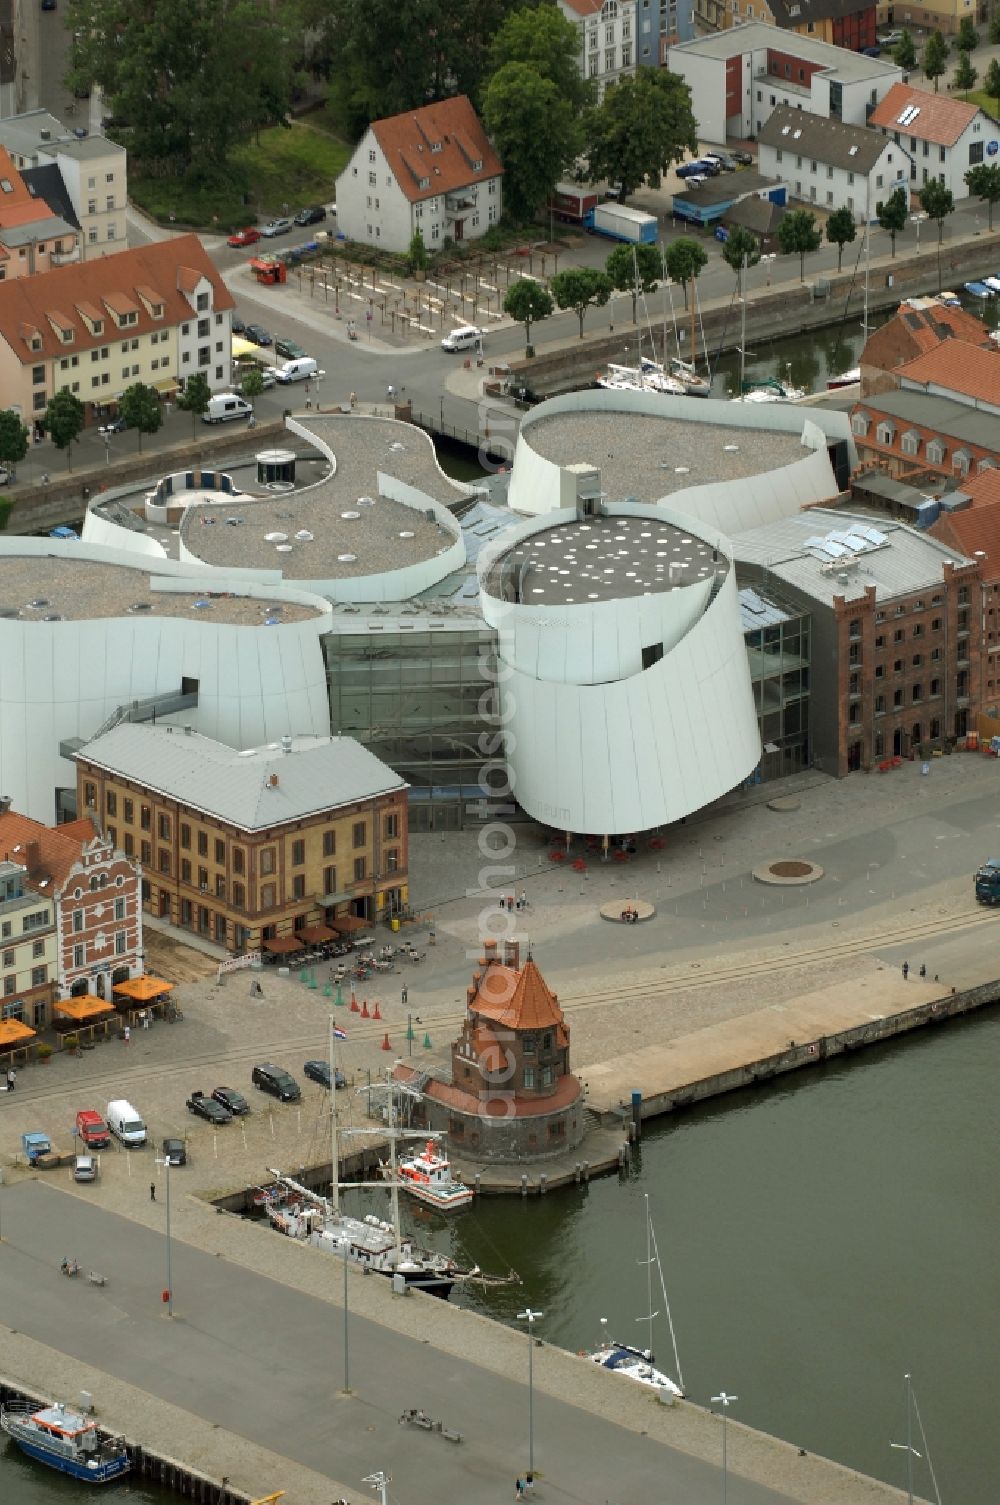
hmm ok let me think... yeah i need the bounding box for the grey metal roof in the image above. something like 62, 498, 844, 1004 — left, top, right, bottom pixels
0, 110, 72, 161
668, 24, 902, 82
738, 586, 792, 630
758, 106, 899, 175
722, 197, 786, 236
676, 171, 780, 207
75, 725, 406, 831
49, 135, 122, 160
767, 0, 874, 24
0, 214, 76, 249
733, 506, 970, 606
861, 390, 1000, 451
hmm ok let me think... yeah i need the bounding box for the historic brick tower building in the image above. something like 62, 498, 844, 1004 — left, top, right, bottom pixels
396, 940, 585, 1163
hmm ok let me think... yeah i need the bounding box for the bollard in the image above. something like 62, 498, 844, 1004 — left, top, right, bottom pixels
574, 1161, 581, 1183
539, 1174, 546, 1195
583, 1160, 590, 1182
521, 1173, 528, 1198
631, 1088, 642, 1140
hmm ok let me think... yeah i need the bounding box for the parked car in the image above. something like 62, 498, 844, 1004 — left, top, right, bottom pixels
705, 151, 738, 171
186, 1090, 233, 1124
294, 205, 326, 226
238, 365, 277, 389
98, 414, 128, 435
685, 175, 708, 188
274, 336, 306, 360
730, 149, 754, 167
76, 1109, 111, 1150
860, 44, 881, 56
879, 28, 904, 46
676, 160, 710, 179
72, 1155, 97, 1183
212, 1086, 249, 1115
232, 314, 246, 335
244, 324, 273, 347
161, 1137, 187, 1166
261, 217, 293, 238
251, 1063, 301, 1102
303, 1060, 347, 1090
227, 227, 261, 248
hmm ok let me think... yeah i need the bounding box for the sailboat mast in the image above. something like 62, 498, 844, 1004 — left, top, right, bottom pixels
329, 1014, 340, 1215
690, 279, 697, 369
644, 1193, 654, 1359
740, 257, 747, 394
905, 1372, 914, 1505
388, 1072, 402, 1260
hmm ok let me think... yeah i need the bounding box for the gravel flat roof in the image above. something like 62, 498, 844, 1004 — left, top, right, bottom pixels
485, 514, 726, 604
180, 415, 465, 579
0, 559, 322, 624
525, 411, 808, 501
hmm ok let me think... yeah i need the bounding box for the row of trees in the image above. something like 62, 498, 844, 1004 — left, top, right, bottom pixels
893, 14, 1000, 98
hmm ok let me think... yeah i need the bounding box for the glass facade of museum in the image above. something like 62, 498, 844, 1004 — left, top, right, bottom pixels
740, 588, 812, 783
323, 626, 499, 831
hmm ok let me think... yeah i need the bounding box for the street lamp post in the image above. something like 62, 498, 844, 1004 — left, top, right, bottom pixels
154, 1155, 173, 1316
711, 1391, 738, 1505
315, 368, 325, 411
518, 1307, 543, 1475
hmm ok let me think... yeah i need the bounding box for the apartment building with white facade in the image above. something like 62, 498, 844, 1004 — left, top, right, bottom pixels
335, 97, 502, 255
0, 111, 127, 256
557, 0, 638, 99
757, 105, 910, 220
869, 85, 1000, 200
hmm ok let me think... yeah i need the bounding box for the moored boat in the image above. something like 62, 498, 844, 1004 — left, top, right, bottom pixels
0, 1400, 130, 1484
588, 1338, 684, 1397
827, 366, 860, 390
669, 357, 711, 396
394, 1138, 474, 1213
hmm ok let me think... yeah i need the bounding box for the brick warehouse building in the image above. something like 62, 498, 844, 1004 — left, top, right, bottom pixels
734, 508, 982, 773
74, 725, 409, 953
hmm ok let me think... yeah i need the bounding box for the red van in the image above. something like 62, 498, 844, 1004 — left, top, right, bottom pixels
76, 1109, 111, 1150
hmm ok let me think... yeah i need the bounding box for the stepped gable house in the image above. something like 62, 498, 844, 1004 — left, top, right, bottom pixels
395, 940, 585, 1162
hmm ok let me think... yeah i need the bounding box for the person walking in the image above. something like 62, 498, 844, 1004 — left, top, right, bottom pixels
149, 1182, 156, 1202
520, 890, 527, 910
6, 1066, 15, 1092
515, 1482, 525, 1501
123, 1024, 131, 1044
901, 961, 909, 980
525, 1474, 534, 1495
401, 984, 408, 1007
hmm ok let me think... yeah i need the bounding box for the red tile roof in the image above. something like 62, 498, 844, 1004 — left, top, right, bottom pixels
396, 1063, 582, 1119
954, 468, 1000, 510
0, 234, 234, 366
897, 340, 1000, 405
931, 502, 1000, 580
0, 146, 57, 232
372, 95, 503, 206
901, 304, 993, 353
869, 84, 978, 147
0, 811, 88, 891
560, 0, 605, 13
469, 954, 565, 1032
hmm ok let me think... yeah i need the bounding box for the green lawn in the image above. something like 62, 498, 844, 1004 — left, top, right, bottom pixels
961, 89, 999, 120
129, 121, 351, 233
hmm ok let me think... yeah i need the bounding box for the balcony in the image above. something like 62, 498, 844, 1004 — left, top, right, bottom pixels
445, 188, 478, 216
51, 247, 81, 268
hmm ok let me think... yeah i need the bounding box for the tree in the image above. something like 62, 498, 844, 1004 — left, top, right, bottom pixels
550, 266, 613, 339
954, 48, 978, 97
489, 4, 594, 115
176, 372, 212, 439
965, 162, 1000, 230
825, 206, 857, 273
483, 62, 580, 223
118, 382, 163, 454
42, 389, 84, 469
919, 178, 955, 291
776, 208, 822, 282
876, 187, 908, 258
892, 30, 917, 71
0, 409, 29, 481
240, 366, 266, 411
721, 226, 760, 294
956, 15, 979, 51
407, 229, 429, 276
663, 237, 708, 310
922, 30, 949, 92
984, 58, 1000, 114
991, 10, 1000, 45
604, 242, 663, 324
586, 70, 698, 202
503, 278, 555, 354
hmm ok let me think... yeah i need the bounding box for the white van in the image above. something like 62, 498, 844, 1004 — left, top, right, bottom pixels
106, 1098, 147, 1147
274, 356, 318, 384
441, 325, 483, 353
202, 393, 252, 424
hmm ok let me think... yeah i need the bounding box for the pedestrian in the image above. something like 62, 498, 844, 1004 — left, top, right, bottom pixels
515, 1482, 525, 1501
919, 963, 926, 978
901, 961, 909, 980
123, 1024, 131, 1044
499, 894, 505, 910
507, 894, 513, 912
141, 1010, 150, 1030
401, 984, 408, 1007
350, 390, 357, 409
6, 1066, 14, 1092
520, 890, 527, 909
525, 1474, 534, 1495
149, 1182, 156, 1202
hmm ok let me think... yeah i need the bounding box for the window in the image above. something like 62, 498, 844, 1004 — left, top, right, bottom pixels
323, 830, 336, 857
232, 881, 245, 910
124, 833, 134, 857
114, 931, 127, 955
969, 141, 984, 166
386, 849, 399, 872
157, 813, 170, 841
913, 683, 923, 702
260, 848, 275, 876
261, 882, 276, 909
158, 850, 171, 875
216, 875, 226, 899
522, 1066, 535, 1089
232, 847, 245, 875
384, 813, 400, 839
353, 856, 366, 882
181, 859, 191, 883
875, 694, 886, 714
139, 804, 151, 831
292, 839, 305, 866
73, 943, 85, 969
292, 874, 305, 900
323, 865, 336, 896
912, 654, 922, 668
31, 965, 46, 988
115, 897, 125, 921
72, 908, 84, 933
353, 821, 366, 849
197, 831, 208, 856
913, 623, 924, 639
214, 838, 225, 864
31, 939, 44, 959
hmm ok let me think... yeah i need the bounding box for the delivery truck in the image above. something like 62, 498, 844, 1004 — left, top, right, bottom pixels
584, 203, 658, 244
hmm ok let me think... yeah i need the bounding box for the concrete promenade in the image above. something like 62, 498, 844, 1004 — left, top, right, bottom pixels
0, 1180, 918, 1505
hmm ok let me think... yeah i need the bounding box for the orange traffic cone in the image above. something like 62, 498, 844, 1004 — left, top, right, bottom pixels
350, 994, 360, 1012
381, 1032, 392, 1051
372, 1000, 382, 1020
361, 999, 370, 1018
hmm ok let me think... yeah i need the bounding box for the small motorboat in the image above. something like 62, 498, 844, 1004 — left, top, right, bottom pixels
827, 367, 860, 390
963, 280, 993, 299
733, 376, 806, 403
983, 276, 1000, 294
395, 1139, 473, 1213
0, 1399, 130, 1484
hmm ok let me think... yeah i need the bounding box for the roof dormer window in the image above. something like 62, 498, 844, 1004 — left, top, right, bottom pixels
0, 179, 12, 194
472, 158, 482, 171
419, 176, 429, 189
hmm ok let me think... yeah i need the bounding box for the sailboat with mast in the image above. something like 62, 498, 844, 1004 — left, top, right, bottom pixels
265, 1018, 517, 1297
587, 1194, 685, 1398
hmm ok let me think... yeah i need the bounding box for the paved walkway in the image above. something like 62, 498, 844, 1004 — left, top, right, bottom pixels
0, 1181, 916, 1505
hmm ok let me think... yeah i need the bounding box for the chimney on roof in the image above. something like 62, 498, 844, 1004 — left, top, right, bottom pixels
503, 940, 520, 970
40, 129, 50, 141
184, 725, 192, 735
0, 795, 10, 815
268, 773, 279, 788
482, 939, 497, 962
25, 840, 40, 874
